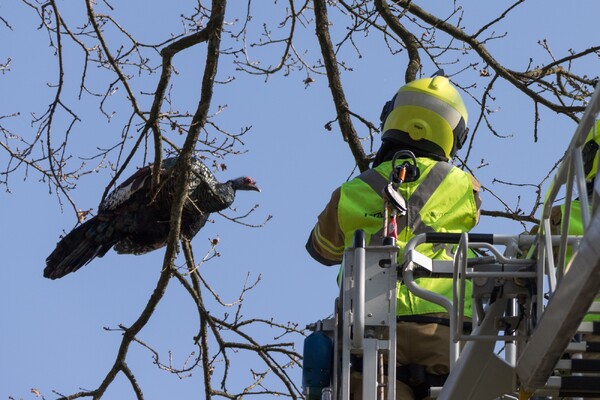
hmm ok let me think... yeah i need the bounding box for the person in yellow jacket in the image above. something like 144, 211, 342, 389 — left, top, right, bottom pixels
306, 74, 481, 400
548, 120, 600, 358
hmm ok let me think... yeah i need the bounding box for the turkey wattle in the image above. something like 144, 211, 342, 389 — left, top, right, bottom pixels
44, 157, 260, 279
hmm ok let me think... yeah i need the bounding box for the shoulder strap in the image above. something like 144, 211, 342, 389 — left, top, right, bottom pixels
408, 162, 454, 234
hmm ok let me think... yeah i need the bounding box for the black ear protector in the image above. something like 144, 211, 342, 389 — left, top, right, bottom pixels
455, 123, 469, 151
582, 139, 599, 177
379, 93, 397, 131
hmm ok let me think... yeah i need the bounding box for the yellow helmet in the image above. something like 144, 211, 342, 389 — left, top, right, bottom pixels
380, 75, 468, 160
583, 120, 600, 181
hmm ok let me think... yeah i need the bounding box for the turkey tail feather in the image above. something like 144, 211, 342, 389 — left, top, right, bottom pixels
44, 217, 113, 279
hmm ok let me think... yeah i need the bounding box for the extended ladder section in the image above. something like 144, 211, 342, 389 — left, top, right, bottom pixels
303, 83, 600, 399
515, 81, 600, 396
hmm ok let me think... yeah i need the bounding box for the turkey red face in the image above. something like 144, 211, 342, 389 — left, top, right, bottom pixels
234, 176, 260, 192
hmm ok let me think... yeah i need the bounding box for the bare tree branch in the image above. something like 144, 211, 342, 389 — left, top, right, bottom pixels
313, 0, 370, 171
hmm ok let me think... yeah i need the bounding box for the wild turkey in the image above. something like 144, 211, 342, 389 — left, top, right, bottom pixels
44, 157, 260, 279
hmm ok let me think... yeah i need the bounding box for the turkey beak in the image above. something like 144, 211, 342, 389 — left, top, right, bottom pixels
250, 184, 261, 192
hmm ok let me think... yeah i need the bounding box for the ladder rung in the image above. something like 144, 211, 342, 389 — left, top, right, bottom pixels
560, 375, 600, 396
545, 375, 600, 397
576, 321, 600, 334
555, 359, 600, 372
565, 342, 587, 352
588, 341, 600, 353
565, 341, 600, 353
588, 302, 600, 314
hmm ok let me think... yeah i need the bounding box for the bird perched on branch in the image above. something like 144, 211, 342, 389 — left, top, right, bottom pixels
44, 157, 260, 279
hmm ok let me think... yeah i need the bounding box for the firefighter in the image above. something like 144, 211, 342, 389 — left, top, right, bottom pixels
549, 120, 600, 358
306, 73, 481, 399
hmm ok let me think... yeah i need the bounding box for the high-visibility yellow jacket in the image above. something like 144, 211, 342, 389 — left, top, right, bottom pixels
306, 157, 481, 317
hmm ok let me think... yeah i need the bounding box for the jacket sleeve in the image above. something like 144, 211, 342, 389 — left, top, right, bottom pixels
306, 187, 346, 266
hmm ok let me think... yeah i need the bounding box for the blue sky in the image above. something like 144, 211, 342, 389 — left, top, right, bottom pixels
2, 1, 600, 399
